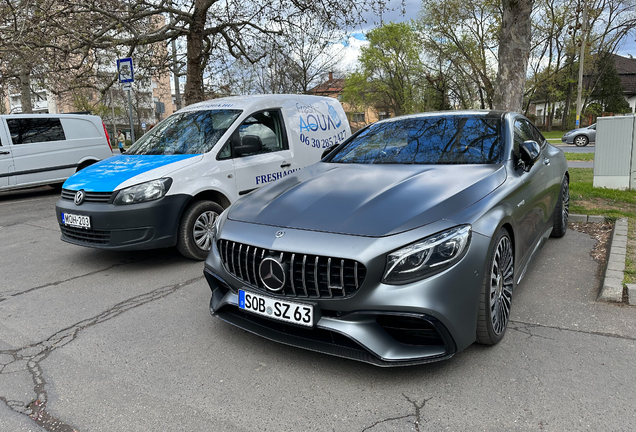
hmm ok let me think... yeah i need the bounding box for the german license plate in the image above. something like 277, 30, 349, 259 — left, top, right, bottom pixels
61, 212, 91, 229
239, 290, 313, 327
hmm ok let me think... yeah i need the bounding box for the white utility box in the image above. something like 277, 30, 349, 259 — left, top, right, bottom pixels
593, 115, 636, 190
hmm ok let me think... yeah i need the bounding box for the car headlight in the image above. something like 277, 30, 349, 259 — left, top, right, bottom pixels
113, 178, 172, 205
383, 225, 471, 285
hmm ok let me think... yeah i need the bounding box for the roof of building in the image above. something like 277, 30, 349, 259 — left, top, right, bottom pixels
611, 53, 636, 96
307, 78, 345, 95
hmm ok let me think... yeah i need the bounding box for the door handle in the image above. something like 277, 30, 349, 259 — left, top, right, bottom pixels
543, 158, 550, 166
280, 162, 291, 168
0, 151, 9, 155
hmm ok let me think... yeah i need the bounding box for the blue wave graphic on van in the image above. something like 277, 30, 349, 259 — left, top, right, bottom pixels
63, 154, 199, 192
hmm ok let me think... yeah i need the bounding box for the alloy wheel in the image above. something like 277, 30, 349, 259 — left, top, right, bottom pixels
193, 210, 217, 251
490, 235, 514, 335
574, 135, 588, 146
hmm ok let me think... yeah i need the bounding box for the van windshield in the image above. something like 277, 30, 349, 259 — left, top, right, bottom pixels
126, 109, 242, 155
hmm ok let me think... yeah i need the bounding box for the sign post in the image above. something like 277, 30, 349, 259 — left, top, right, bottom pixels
117, 57, 136, 144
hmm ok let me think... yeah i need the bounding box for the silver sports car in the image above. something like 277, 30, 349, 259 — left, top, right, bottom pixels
204, 111, 569, 366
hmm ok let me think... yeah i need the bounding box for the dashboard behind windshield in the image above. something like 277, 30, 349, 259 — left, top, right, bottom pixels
126, 109, 242, 155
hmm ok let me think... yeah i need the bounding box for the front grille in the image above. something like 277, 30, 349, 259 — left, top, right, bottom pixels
217, 239, 366, 299
61, 189, 113, 203
61, 225, 111, 245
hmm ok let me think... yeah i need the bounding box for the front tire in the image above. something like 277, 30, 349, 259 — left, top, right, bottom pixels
550, 178, 569, 238
177, 200, 223, 260
573, 135, 589, 147
476, 228, 514, 345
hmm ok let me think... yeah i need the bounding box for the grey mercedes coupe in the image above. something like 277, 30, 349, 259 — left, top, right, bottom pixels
203, 111, 569, 366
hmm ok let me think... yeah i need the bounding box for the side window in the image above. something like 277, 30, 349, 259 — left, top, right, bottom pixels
530, 124, 546, 149
513, 118, 535, 148
236, 110, 287, 156
6, 118, 66, 144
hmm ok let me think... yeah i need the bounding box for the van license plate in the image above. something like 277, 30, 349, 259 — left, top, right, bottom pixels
239, 290, 313, 327
62, 213, 91, 229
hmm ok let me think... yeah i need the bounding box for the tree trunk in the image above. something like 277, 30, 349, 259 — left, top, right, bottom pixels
493, 0, 534, 112
19, 69, 33, 114
183, 0, 208, 106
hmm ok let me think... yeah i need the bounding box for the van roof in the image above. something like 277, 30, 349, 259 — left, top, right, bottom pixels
177, 94, 336, 114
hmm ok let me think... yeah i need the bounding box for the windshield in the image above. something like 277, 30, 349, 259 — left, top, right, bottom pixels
126, 109, 242, 155
328, 115, 503, 165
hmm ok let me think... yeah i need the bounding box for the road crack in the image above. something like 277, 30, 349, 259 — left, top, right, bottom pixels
0, 256, 157, 303
0, 275, 203, 431
510, 320, 636, 341
361, 395, 432, 432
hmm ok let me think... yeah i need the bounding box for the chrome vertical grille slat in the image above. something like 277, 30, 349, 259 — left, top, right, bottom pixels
290, 254, 296, 296
216, 240, 366, 299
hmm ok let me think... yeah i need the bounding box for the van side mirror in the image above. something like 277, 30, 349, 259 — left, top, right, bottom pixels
235, 135, 263, 156
322, 145, 338, 159
519, 140, 541, 171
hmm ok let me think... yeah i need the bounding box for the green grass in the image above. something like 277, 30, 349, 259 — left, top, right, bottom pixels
564, 153, 594, 161
569, 168, 636, 218
542, 130, 566, 140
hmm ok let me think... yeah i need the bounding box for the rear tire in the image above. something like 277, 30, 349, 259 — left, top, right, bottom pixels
573, 135, 588, 147
476, 228, 514, 345
177, 200, 223, 260
550, 178, 569, 238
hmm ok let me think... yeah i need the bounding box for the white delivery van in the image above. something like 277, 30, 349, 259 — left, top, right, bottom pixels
55, 94, 351, 259
0, 114, 113, 191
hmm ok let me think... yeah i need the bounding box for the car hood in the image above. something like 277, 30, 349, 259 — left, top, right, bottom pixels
63, 154, 202, 192
228, 162, 507, 237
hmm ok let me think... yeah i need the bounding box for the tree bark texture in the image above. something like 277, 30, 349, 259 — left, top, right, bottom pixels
19, 70, 33, 114
493, 0, 534, 112
183, 0, 209, 106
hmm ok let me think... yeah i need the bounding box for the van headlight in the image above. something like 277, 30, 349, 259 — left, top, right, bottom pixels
383, 225, 471, 285
113, 178, 173, 205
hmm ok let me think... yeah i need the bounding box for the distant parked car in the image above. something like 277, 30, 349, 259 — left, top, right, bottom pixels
561, 124, 596, 146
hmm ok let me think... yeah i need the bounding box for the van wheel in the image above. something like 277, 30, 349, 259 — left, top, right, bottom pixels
177, 200, 224, 260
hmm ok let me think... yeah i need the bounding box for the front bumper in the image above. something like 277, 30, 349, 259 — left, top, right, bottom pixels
55, 193, 190, 250
204, 219, 493, 366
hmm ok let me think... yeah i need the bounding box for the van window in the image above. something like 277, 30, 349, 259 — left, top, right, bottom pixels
126, 109, 242, 155
238, 111, 287, 153
7, 118, 66, 144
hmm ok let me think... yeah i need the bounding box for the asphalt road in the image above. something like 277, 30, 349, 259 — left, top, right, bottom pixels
553, 142, 595, 153
1, 187, 635, 431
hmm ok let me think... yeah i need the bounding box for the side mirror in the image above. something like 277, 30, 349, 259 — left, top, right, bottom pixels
322, 145, 338, 159
235, 135, 263, 156
519, 140, 541, 171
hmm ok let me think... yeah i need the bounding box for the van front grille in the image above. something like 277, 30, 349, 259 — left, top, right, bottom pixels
61, 189, 113, 203
217, 239, 366, 299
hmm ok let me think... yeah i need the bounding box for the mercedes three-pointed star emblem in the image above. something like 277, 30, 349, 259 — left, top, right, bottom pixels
259, 257, 286, 292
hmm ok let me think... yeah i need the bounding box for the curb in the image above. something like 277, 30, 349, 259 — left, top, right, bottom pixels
569, 214, 606, 223
597, 217, 628, 303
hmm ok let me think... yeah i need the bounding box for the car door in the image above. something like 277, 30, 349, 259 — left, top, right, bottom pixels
0, 119, 15, 188
511, 117, 550, 259
228, 110, 294, 196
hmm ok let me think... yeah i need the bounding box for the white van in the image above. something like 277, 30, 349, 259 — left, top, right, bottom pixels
0, 114, 113, 191
55, 95, 351, 259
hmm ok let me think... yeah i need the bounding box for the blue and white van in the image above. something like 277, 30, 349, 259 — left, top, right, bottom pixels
55, 95, 350, 259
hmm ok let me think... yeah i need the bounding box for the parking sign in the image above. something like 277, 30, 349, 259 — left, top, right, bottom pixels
117, 58, 134, 83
